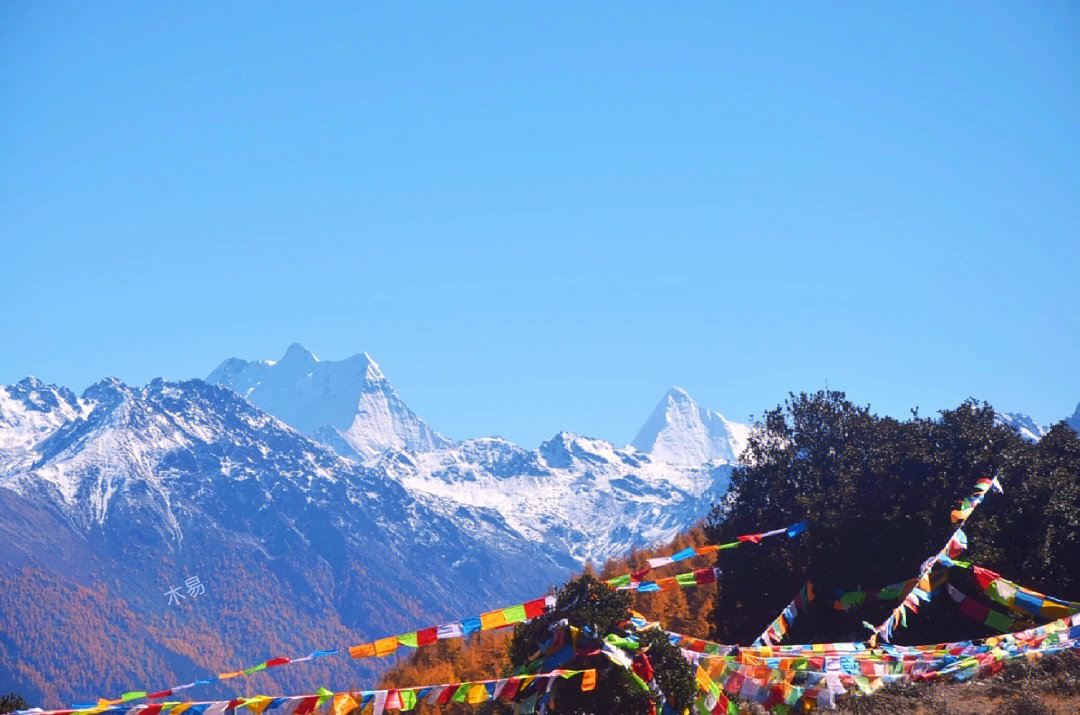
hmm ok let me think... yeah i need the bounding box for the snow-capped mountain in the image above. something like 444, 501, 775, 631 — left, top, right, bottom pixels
208, 344, 451, 462
0, 376, 568, 706
996, 411, 1049, 442
204, 347, 748, 563
631, 387, 750, 466
0, 365, 742, 705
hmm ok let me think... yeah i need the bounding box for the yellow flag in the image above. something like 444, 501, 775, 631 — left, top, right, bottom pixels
332, 693, 358, 715
581, 669, 597, 691
245, 697, 273, 714
349, 643, 375, 658
695, 665, 711, 692
374, 637, 399, 657
480, 609, 508, 630
465, 684, 489, 704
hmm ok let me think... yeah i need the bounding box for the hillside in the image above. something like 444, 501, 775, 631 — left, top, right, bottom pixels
376, 526, 717, 704
0, 377, 568, 706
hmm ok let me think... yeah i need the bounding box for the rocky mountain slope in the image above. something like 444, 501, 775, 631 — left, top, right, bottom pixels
0, 377, 568, 706
209, 346, 750, 564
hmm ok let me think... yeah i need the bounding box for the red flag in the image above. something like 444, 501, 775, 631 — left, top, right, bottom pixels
523, 598, 548, 619
694, 568, 717, 585
437, 685, 458, 705
973, 565, 1000, 591
417, 626, 438, 646
499, 678, 521, 699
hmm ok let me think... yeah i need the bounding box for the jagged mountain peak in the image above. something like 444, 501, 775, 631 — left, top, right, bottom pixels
665, 385, 695, 402
0, 374, 571, 704
631, 386, 749, 466
208, 344, 449, 462
995, 411, 1048, 442
279, 341, 318, 363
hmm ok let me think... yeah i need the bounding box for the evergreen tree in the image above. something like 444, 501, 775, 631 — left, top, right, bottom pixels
0, 693, 27, 715
506, 574, 696, 715
706, 391, 1080, 647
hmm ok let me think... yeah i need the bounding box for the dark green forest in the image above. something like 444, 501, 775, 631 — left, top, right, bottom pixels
707, 390, 1080, 647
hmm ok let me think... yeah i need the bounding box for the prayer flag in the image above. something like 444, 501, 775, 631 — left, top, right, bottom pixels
349, 643, 375, 659
523, 598, 548, 619
374, 637, 398, 657
503, 604, 527, 623
331, 694, 356, 715
480, 609, 508, 630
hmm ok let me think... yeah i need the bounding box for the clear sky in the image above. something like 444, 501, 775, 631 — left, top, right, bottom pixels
2, 2, 1078, 447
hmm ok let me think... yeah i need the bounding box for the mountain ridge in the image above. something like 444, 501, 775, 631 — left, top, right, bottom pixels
0, 375, 569, 706
208, 344, 452, 462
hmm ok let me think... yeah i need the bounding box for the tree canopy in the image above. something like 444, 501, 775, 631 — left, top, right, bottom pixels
707, 391, 1080, 647
505, 574, 696, 715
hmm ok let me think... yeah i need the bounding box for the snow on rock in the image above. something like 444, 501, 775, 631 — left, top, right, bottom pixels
382, 430, 733, 565
0, 376, 574, 703
0, 377, 90, 474
0, 375, 567, 612
996, 411, 1048, 442
205, 352, 749, 565
631, 387, 749, 466
208, 344, 452, 462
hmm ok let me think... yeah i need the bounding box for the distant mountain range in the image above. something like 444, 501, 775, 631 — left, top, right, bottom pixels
208, 346, 747, 565
1, 344, 1075, 705
0, 345, 750, 706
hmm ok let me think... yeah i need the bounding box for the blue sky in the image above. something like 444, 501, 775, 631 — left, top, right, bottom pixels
2, 2, 1078, 447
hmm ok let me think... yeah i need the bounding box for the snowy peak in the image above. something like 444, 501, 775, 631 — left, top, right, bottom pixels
208, 344, 450, 461
278, 341, 319, 365
996, 411, 1048, 442
0, 378, 90, 474
631, 387, 749, 466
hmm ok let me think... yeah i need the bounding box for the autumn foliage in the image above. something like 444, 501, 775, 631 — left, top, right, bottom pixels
377, 526, 717, 711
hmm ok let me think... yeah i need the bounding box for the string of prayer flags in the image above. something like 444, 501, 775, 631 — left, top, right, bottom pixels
868, 476, 999, 645
87, 650, 341, 710
618, 567, 721, 593
834, 571, 949, 611
349, 596, 555, 660
687, 612, 1080, 714
738, 521, 809, 544
606, 520, 808, 588
950, 475, 1001, 523
35, 670, 599, 715
946, 584, 1020, 632
753, 582, 813, 647
89, 594, 558, 708
971, 565, 1080, 620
